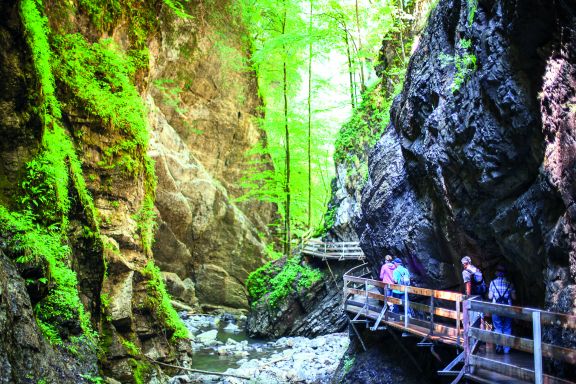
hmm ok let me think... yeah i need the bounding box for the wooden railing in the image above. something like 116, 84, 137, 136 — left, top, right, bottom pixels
465, 299, 576, 384
342, 264, 576, 384
301, 239, 365, 260
343, 263, 466, 346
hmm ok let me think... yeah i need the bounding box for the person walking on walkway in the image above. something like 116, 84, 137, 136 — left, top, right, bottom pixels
392, 258, 410, 314
461, 256, 487, 297
380, 255, 396, 311
461, 256, 487, 329
489, 264, 516, 354
380, 255, 396, 285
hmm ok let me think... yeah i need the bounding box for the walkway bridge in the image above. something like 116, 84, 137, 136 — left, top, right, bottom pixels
344, 264, 576, 384
301, 239, 365, 261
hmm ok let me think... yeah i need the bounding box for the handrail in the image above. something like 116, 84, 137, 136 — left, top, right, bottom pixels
468, 298, 576, 329
302, 239, 365, 261
343, 263, 370, 277
342, 272, 576, 384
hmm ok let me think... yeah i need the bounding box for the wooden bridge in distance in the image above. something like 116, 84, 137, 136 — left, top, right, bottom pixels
301, 239, 365, 261
343, 264, 576, 384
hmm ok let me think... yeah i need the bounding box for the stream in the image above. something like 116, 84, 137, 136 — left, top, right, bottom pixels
170, 313, 349, 383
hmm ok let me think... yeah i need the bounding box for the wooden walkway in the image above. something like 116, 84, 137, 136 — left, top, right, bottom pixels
343, 264, 576, 384
301, 239, 365, 261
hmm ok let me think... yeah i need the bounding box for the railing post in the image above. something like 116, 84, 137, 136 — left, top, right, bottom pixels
463, 299, 470, 374
456, 298, 461, 348
364, 280, 369, 317
429, 295, 435, 336
404, 288, 409, 329
533, 311, 543, 384
384, 284, 389, 322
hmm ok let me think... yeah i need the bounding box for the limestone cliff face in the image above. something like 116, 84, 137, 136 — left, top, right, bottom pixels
147, 7, 276, 311
356, 0, 576, 323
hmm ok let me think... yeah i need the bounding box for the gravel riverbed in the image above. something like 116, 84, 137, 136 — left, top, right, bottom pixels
169, 314, 349, 383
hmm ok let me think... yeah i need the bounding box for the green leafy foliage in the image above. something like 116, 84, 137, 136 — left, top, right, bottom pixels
79, 374, 104, 384
246, 256, 322, 307
142, 261, 189, 339
343, 355, 355, 373
130, 358, 152, 384
133, 194, 157, 255
467, 0, 478, 26
333, 81, 391, 165
162, 0, 193, 19
0, 207, 94, 345
439, 39, 477, 93
121, 339, 141, 355
53, 34, 150, 167
20, 0, 61, 121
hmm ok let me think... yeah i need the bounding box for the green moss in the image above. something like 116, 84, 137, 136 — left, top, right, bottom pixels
20, 0, 61, 121
121, 338, 141, 355
133, 195, 157, 255
79, 374, 104, 384
333, 81, 393, 166
130, 358, 151, 384
0, 207, 95, 345
246, 256, 323, 308
18, 0, 101, 347
52, 34, 149, 159
439, 39, 477, 94
142, 261, 189, 339
162, 0, 193, 19
467, 0, 478, 26
343, 355, 355, 374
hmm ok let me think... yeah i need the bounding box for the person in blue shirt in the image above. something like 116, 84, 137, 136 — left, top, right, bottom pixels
392, 258, 410, 314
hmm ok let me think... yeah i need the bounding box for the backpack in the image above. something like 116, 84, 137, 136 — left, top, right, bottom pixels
494, 282, 511, 305
469, 268, 487, 295
398, 267, 411, 286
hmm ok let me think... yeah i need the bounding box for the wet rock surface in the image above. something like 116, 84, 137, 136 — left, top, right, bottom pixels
357, 0, 576, 314
246, 259, 352, 339
331, 331, 440, 384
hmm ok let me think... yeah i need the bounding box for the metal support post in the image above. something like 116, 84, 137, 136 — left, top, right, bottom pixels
456, 298, 461, 349
404, 288, 409, 329
463, 299, 470, 374
533, 311, 543, 384
429, 295, 435, 336
364, 281, 369, 317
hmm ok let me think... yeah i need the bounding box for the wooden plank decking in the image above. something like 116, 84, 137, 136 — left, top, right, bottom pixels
342, 263, 576, 384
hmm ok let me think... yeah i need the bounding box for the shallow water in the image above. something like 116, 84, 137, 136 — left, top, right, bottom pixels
182, 314, 279, 373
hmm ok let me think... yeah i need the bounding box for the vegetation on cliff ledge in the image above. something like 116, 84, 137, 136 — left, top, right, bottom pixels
246, 256, 322, 308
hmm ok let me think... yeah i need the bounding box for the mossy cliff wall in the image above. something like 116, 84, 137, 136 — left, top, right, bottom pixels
0, 0, 273, 382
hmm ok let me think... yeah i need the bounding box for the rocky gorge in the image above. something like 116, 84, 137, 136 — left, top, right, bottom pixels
0, 0, 575, 383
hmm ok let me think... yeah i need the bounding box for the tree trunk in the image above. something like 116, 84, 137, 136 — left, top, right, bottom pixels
282, 2, 291, 257
354, 0, 365, 92
307, 0, 313, 229
344, 30, 356, 109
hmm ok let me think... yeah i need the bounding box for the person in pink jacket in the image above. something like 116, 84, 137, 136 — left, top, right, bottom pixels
380, 254, 396, 284
380, 255, 396, 311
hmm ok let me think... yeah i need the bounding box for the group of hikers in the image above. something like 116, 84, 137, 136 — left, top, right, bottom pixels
380, 254, 516, 354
